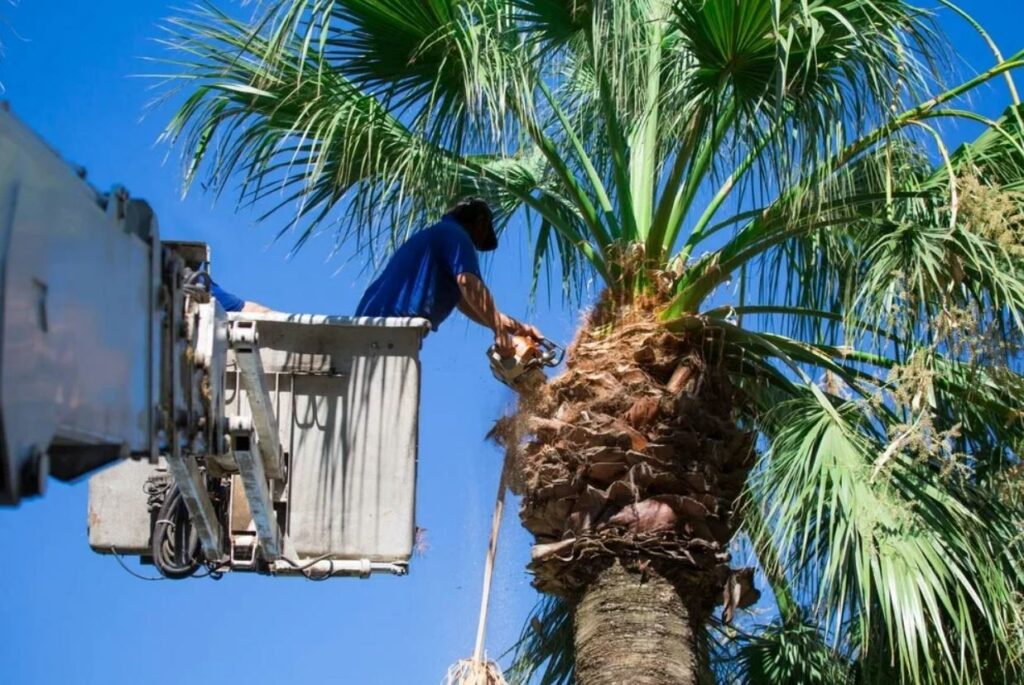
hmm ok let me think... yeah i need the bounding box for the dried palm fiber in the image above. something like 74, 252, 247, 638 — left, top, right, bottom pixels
497, 299, 760, 620
444, 659, 507, 685
444, 459, 509, 685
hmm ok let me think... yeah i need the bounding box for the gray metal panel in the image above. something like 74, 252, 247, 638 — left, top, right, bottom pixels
0, 109, 157, 501
87, 459, 162, 555
225, 314, 428, 563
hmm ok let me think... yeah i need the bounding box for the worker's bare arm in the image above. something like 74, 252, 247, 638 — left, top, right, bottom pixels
241, 301, 273, 314
456, 273, 515, 354
456, 273, 544, 353
458, 295, 530, 342
456, 272, 503, 330
456, 297, 490, 328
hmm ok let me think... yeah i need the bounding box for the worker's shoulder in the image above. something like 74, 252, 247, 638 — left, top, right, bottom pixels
423, 217, 464, 238
417, 218, 469, 247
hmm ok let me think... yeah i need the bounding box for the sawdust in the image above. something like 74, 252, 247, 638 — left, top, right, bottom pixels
493, 303, 759, 620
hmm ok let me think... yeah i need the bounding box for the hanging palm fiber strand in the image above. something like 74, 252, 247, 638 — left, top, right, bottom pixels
444, 459, 509, 685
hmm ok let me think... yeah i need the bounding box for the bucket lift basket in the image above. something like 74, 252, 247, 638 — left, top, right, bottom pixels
88, 312, 430, 579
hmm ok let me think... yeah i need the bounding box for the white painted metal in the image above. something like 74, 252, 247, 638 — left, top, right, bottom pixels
228, 429, 282, 561
89, 312, 430, 578
225, 313, 430, 565
271, 558, 407, 578
228, 320, 285, 480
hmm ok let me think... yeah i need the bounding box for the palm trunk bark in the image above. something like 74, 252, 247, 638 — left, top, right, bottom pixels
574, 561, 702, 685
505, 308, 756, 684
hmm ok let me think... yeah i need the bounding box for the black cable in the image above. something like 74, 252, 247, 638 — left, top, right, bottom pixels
279, 554, 336, 581
143, 475, 171, 510
151, 485, 202, 579
110, 548, 166, 581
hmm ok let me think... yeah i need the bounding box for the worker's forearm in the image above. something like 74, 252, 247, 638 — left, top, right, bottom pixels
457, 275, 543, 344
457, 298, 491, 328
457, 274, 503, 332
242, 301, 272, 314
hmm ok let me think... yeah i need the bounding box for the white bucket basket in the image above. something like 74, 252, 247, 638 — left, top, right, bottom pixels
225, 313, 430, 566
89, 313, 431, 578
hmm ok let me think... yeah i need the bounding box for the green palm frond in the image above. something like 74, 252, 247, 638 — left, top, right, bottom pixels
156, 3, 1024, 683
734, 618, 855, 685
324, 1, 484, 149
649, 0, 945, 256
664, 65, 1024, 318
507, 596, 575, 685
159, 5, 447, 241
748, 393, 1023, 685
155, 3, 608, 283
511, 0, 591, 48
678, 307, 1024, 683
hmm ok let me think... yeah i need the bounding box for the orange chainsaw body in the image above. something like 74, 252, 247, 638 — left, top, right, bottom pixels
488, 336, 564, 393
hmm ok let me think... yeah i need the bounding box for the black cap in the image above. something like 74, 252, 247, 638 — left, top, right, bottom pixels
448, 197, 497, 252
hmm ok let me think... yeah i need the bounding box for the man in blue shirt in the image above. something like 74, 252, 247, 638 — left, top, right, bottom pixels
356, 198, 540, 354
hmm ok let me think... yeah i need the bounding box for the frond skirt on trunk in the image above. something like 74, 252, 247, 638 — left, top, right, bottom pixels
505, 312, 760, 620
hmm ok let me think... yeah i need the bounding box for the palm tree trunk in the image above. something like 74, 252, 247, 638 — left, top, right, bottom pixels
574, 561, 702, 685
505, 310, 755, 683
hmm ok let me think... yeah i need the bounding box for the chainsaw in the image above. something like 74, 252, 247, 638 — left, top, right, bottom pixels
488, 335, 564, 393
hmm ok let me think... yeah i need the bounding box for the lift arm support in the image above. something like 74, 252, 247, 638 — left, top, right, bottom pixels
227, 321, 283, 561
229, 320, 285, 480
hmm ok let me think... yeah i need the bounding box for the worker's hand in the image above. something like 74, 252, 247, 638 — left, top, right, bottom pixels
501, 314, 543, 342
518, 321, 544, 341
493, 325, 515, 358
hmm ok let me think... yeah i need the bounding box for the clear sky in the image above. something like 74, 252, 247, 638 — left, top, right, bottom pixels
0, 3, 1021, 684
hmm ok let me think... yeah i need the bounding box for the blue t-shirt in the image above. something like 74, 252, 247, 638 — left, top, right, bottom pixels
355, 216, 481, 330
211, 280, 244, 312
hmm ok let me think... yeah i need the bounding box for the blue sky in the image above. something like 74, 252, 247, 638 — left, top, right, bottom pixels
0, 2, 1021, 684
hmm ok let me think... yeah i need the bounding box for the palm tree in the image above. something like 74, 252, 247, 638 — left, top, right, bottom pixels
155, 1, 1024, 683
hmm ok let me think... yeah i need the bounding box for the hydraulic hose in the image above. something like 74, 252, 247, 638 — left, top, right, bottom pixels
151, 485, 202, 579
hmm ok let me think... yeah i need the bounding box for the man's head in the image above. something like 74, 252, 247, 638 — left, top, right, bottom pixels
448, 197, 497, 251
